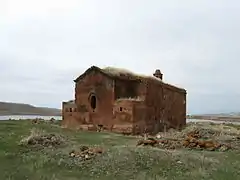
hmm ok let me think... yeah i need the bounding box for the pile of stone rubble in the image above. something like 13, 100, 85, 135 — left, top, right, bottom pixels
69, 146, 104, 160
136, 128, 238, 152
21, 133, 64, 148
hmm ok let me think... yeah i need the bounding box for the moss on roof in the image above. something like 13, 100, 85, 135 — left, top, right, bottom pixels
101, 66, 186, 92
102, 66, 163, 82
102, 66, 141, 77
74, 66, 186, 93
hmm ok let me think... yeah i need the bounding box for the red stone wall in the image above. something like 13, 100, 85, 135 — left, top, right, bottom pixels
63, 68, 186, 135
114, 79, 146, 100
112, 99, 146, 134
75, 70, 114, 129
62, 102, 79, 128
112, 100, 134, 133
132, 102, 146, 134
143, 79, 186, 133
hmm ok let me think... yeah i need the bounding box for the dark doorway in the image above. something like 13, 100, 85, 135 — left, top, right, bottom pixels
90, 95, 97, 110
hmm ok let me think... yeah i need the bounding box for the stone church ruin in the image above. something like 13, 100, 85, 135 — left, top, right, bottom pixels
62, 66, 187, 135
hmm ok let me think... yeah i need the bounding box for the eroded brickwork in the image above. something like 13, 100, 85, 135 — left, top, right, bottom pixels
62, 101, 79, 128
75, 70, 114, 129
62, 66, 187, 135
140, 79, 186, 134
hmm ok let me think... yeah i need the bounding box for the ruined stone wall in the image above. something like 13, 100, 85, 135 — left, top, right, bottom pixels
75, 70, 114, 129
112, 99, 146, 134
64, 68, 186, 134
62, 102, 80, 128
114, 79, 146, 100
144, 79, 186, 133
110, 79, 147, 134
132, 102, 146, 134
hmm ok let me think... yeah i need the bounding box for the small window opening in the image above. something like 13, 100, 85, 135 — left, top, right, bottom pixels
119, 107, 123, 111
90, 95, 97, 110
69, 108, 72, 112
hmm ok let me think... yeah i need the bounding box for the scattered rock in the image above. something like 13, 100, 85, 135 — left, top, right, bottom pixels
70, 152, 75, 157
20, 132, 65, 148
80, 145, 89, 152
176, 160, 183, 164
69, 146, 104, 161
49, 118, 55, 123
136, 128, 236, 151
219, 144, 231, 152
32, 119, 40, 124
156, 134, 161, 139
137, 138, 158, 147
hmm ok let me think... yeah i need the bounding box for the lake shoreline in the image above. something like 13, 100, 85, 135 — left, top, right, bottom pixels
0, 115, 62, 121
1, 115, 240, 125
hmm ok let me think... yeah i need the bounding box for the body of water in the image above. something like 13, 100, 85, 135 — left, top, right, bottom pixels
0, 115, 62, 120
0, 116, 239, 125
187, 118, 240, 125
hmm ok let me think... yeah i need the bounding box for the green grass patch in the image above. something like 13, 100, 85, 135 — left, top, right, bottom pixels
0, 120, 239, 180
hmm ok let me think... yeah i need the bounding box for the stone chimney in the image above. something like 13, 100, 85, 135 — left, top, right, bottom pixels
153, 69, 163, 80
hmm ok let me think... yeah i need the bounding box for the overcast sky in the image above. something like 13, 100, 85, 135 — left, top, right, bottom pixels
0, 0, 240, 114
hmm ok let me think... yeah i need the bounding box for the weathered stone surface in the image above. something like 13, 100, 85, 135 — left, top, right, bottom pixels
62, 66, 187, 135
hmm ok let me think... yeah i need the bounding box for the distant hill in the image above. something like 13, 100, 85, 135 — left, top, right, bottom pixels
187, 112, 240, 122
0, 102, 61, 116
201, 112, 240, 117
189, 112, 240, 118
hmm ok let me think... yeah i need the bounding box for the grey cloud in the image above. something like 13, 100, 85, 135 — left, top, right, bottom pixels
0, 0, 240, 113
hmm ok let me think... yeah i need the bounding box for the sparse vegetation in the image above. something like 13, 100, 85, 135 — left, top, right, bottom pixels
102, 66, 184, 89
0, 119, 239, 180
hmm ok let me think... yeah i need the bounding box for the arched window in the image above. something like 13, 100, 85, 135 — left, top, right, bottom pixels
90, 95, 97, 110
